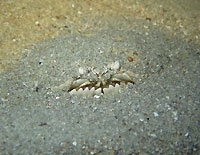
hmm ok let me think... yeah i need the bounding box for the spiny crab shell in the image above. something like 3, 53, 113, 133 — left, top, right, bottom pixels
68, 71, 135, 96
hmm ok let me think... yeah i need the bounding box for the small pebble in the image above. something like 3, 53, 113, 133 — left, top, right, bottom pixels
140, 118, 144, 122
72, 141, 77, 146
166, 96, 170, 99
99, 49, 104, 53
39, 61, 43, 65
35, 21, 40, 26
82, 145, 86, 149
185, 132, 189, 137
153, 112, 159, 117
150, 134, 157, 138
94, 95, 100, 98
71, 100, 76, 104
128, 57, 134, 62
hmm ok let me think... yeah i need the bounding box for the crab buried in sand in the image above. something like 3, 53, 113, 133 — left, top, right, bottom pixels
68, 61, 135, 96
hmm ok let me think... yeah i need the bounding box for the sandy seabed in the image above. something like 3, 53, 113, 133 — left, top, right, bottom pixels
0, 18, 200, 154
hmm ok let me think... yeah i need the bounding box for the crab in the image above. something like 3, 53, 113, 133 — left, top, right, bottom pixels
68, 70, 135, 96
50, 61, 136, 96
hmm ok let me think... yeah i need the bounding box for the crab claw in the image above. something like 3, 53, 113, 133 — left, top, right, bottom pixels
68, 79, 91, 91
111, 72, 134, 84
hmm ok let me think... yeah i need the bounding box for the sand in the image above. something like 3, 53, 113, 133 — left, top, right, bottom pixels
0, 18, 199, 154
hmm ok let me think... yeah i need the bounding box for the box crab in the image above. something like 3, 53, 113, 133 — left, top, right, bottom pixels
68, 67, 135, 96
51, 61, 135, 96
